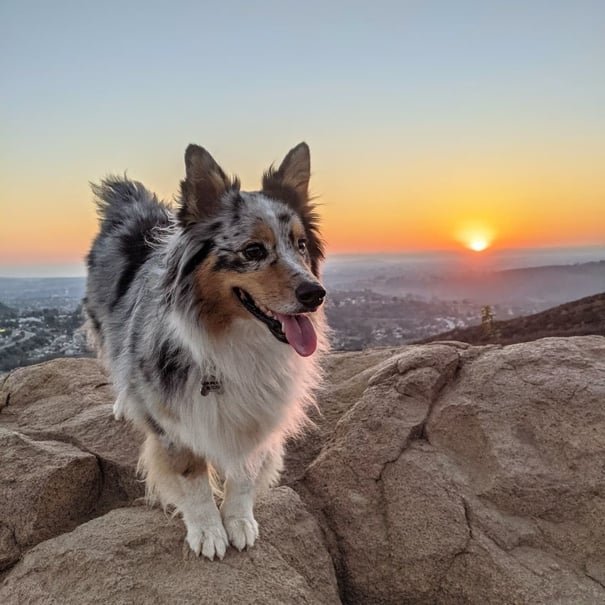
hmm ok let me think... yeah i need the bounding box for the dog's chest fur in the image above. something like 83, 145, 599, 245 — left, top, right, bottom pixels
161, 314, 322, 473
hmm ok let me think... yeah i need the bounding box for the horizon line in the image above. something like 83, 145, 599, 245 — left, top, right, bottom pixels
1, 244, 604, 279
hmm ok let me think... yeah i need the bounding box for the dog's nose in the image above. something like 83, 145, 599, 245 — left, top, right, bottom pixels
296, 282, 326, 310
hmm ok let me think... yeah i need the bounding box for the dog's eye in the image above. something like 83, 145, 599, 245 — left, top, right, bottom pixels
298, 239, 307, 254
242, 243, 267, 262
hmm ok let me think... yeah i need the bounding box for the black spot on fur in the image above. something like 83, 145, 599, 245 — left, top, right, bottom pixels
88, 308, 102, 334
146, 414, 166, 437
110, 229, 154, 310
109, 207, 170, 310
278, 212, 291, 223
207, 221, 222, 234
181, 240, 214, 277
129, 329, 139, 355
229, 194, 244, 225
213, 254, 247, 273
156, 340, 191, 396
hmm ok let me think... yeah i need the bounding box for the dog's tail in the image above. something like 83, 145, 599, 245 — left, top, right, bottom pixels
90, 176, 170, 232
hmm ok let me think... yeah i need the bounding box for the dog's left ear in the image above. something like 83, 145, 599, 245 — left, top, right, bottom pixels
178, 144, 238, 227
262, 143, 324, 276
262, 142, 310, 202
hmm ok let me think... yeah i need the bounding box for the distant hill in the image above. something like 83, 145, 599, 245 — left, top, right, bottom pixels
418, 292, 605, 345
360, 260, 605, 305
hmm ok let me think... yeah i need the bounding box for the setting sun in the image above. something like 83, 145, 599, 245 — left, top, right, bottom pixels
455, 221, 495, 254
468, 239, 489, 252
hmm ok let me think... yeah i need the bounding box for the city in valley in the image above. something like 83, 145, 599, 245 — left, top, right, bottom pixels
1, 248, 603, 372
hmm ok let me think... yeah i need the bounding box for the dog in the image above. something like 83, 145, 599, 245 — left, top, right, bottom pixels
84, 142, 327, 560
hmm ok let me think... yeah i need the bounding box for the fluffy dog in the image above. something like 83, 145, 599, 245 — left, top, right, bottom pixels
85, 143, 327, 559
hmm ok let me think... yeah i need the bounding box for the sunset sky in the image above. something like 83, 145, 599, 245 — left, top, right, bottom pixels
2, 1, 604, 275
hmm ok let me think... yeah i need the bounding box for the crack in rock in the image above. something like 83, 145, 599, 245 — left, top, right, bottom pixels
376, 350, 461, 483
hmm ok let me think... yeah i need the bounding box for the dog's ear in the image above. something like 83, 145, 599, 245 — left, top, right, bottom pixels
178, 145, 238, 226
262, 143, 324, 276
263, 142, 310, 202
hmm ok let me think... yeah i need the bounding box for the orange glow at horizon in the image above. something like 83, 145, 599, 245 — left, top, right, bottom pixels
1, 149, 605, 269
455, 221, 494, 253
1, 190, 604, 268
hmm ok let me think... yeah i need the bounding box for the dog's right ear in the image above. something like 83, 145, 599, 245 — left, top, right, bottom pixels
178, 145, 238, 227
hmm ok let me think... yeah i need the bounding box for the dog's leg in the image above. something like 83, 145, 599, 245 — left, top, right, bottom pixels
220, 471, 259, 551
139, 433, 228, 560
220, 447, 284, 551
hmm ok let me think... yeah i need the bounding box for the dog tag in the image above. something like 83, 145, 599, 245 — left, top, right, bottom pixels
200, 376, 222, 396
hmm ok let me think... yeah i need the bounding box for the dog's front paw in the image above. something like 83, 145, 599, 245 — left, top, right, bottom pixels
185, 519, 229, 561
222, 515, 259, 551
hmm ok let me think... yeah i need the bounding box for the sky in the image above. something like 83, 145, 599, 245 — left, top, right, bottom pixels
1, 0, 604, 276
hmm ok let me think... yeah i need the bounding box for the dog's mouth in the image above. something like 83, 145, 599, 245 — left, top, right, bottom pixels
233, 288, 317, 357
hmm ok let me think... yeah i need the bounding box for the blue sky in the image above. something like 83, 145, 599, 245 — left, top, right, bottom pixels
1, 1, 604, 275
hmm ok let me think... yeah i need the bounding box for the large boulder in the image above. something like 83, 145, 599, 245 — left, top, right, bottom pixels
297, 337, 605, 604
0, 358, 143, 510
0, 487, 341, 605
0, 428, 100, 570
2, 337, 604, 604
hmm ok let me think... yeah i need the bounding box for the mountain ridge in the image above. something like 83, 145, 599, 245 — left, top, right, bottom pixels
418, 292, 605, 345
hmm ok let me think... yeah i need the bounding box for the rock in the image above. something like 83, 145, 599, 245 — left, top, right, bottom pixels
299, 337, 605, 604
1, 357, 109, 414
0, 487, 341, 605
0, 358, 143, 509
0, 428, 100, 569
283, 348, 399, 485
2, 337, 605, 603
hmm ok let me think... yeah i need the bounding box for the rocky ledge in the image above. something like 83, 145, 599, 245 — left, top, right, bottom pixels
1, 337, 604, 604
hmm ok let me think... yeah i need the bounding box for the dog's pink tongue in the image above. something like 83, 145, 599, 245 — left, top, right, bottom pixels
276, 313, 317, 357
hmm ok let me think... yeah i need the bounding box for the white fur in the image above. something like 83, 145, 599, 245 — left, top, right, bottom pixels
125, 308, 326, 560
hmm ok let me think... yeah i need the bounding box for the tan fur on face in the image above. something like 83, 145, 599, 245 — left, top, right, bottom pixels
250, 221, 276, 248
290, 218, 305, 246
231, 262, 298, 311
194, 254, 248, 335
194, 251, 303, 336
289, 217, 314, 273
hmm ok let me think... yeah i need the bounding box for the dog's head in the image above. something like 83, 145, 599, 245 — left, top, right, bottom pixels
176, 143, 325, 357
